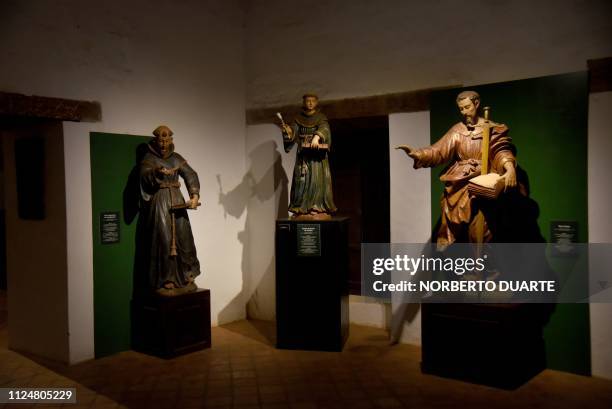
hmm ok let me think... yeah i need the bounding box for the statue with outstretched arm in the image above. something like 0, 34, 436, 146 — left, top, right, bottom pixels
396, 91, 517, 248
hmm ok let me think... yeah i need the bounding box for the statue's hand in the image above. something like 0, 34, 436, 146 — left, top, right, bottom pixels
189, 194, 200, 209
395, 145, 418, 159
502, 164, 517, 191
311, 135, 321, 149
157, 167, 173, 176
282, 124, 293, 138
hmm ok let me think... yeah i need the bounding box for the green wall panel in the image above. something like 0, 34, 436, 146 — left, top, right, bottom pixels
91, 132, 150, 358
429, 72, 590, 375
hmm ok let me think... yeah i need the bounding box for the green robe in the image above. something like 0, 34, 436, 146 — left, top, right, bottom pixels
284, 110, 337, 215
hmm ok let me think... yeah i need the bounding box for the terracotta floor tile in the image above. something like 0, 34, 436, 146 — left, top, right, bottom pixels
178, 387, 206, 398
260, 403, 291, 409
233, 370, 257, 380
234, 386, 258, 396
233, 393, 259, 405
151, 390, 179, 402
207, 379, 232, 389
205, 386, 233, 398
289, 403, 318, 409
203, 395, 232, 406
285, 389, 312, 403
342, 401, 376, 409
209, 371, 232, 381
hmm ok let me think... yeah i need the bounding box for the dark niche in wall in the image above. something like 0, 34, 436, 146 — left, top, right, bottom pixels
14, 135, 45, 220
330, 116, 390, 294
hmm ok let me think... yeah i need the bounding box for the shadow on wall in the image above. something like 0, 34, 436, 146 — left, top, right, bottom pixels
216, 140, 288, 340
389, 165, 553, 343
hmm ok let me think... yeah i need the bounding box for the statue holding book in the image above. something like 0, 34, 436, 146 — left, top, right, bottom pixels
397, 91, 517, 248
277, 94, 337, 220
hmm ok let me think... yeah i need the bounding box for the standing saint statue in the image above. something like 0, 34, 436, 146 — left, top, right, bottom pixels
279, 94, 337, 220
397, 91, 517, 248
139, 125, 201, 296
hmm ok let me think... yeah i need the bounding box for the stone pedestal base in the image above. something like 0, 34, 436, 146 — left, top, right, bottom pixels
131, 289, 211, 358
421, 303, 551, 389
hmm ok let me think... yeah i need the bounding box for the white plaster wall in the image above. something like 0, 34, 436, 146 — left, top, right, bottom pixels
348, 295, 390, 329
1, 0, 247, 363
389, 113, 432, 245
63, 122, 94, 364
246, 0, 612, 108
388, 112, 431, 345
588, 91, 612, 380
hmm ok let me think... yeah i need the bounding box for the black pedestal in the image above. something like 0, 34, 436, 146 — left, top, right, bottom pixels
131, 289, 211, 358
421, 303, 550, 389
275, 218, 349, 351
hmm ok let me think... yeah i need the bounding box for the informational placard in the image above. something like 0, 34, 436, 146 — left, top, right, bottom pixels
297, 224, 321, 257
100, 212, 120, 244
550, 220, 577, 256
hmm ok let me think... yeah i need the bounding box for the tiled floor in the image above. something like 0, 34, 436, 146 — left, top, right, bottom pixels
1, 292, 611, 408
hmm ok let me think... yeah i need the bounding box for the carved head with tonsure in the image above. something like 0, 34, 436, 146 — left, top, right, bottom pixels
153, 125, 174, 157
302, 93, 319, 113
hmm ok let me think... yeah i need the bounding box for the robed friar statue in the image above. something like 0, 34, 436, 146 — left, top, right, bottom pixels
277, 94, 337, 220
138, 125, 201, 296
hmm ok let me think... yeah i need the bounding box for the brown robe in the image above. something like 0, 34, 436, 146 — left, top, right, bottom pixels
412, 121, 515, 247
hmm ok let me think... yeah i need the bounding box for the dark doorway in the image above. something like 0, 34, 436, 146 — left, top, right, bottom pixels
329, 116, 390, 294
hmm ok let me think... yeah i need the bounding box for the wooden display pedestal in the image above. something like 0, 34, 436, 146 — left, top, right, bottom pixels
275, 218, 349, 351
131, 289, 211, 359
421, 303, 550, 389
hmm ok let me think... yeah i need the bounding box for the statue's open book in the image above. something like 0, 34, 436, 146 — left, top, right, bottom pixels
468, 173, 504, 199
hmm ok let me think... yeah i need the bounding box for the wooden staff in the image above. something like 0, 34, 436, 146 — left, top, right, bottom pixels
170, 213, 177, 256
169, 201, 202, 257
159, 166, 182, 257
475, 107, 491, 251
169, 188, 178, 257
